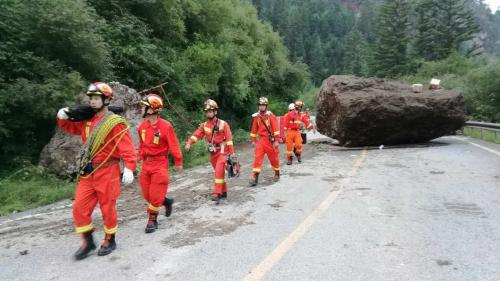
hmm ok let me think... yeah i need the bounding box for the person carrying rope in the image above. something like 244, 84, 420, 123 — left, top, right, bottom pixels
249, 97, 280, 186
184, 99, 236, 204
138, 94, 182, 233
56, 82, 137, 260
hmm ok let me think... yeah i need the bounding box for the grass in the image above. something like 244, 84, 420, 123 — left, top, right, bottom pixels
463, 126, 500, 145
0, 163, 75, 216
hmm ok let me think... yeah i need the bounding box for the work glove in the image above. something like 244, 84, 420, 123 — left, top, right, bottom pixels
184, 143, 191, 151
121, 167, 134, 186
57, 107, 69, 120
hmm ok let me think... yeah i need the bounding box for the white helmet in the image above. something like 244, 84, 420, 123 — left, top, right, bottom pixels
288, 103, 295, 111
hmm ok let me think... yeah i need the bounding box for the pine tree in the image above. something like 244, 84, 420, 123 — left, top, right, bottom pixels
343, 29, 370, 77
372, 0, 411, 77
415, 0, 480, 60
307, 34, 327, 84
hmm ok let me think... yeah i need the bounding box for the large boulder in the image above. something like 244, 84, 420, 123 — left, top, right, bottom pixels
316, 75, 466, 147
39, 83, 143, 179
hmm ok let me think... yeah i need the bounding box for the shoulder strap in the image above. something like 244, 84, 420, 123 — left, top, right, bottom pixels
209, 118, 219, 145
258, 114, 273, 135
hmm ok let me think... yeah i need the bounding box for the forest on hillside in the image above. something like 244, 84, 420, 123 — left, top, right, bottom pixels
252, 0, 500, 82
1, 0, 499, 171
253, 0, 500, 123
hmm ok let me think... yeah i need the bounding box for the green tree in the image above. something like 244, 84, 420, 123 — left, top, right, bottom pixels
415, 0, 480, 60
372, 0, 411, 77
343, 29, 371, 76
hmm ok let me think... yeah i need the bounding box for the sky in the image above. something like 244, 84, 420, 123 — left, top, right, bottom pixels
485, 0, 500, 12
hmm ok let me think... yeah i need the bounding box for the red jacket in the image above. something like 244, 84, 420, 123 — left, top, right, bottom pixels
250, 111, 280, 142
284, 110, 312, 130
138, 118, 182, 167
188, 118, 234, 155
57, 113, 137, 171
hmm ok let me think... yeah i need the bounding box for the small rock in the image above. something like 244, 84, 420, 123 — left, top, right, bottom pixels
19, 250, 28, 255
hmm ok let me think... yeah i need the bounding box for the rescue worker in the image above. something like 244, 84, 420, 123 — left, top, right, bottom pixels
297, 102, 313, 144
138, 94, 183, 233
56, 82, 137, 260
184, 99, 235, 204
249, 97, 280, 186
284, 100, 313, 165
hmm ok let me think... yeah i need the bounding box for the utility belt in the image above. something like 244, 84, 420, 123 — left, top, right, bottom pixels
143, 155, 168, 161
80, 159, 120, 176
207, 143, 222, 153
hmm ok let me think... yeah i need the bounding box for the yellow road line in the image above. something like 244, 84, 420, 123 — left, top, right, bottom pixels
243, 148, 368, 281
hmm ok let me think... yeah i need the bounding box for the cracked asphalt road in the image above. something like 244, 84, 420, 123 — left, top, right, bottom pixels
1, 133, 499, 281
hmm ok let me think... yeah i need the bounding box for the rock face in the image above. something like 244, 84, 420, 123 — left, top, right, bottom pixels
39, 83, 143, 179
316, 75, 466, 147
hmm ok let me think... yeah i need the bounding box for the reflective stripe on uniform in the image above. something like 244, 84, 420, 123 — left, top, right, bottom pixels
76, 223, 94, 234
85, 121, 91, 138
204, 127, 212, 133
274, 131, 280, 136
215, 178, 225, 184
190, 136, 198, 142
252, 168, 261, 173
148, 203, 161, 212
104, 225, 118, 234
226, 141, 233, 146
250, 133, 257, 138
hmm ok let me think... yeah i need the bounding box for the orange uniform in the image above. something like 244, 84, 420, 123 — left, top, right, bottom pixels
187, 118, 234, 196
284, 110, 312, 158
57, 113, 137, 235
138, 118, 182, 214
250, 111, 280, 174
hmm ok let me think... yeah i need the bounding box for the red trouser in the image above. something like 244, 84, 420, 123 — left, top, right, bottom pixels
139, 158, 169, 214
253, 137, 280, 174
286, 129, 302, 156
73, 164, 121, 234
210, 149, 228, 196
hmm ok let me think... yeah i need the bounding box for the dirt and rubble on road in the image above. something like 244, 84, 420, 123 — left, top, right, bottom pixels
0, 141, 326, 251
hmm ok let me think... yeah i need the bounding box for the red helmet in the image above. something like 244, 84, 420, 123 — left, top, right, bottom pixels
204, 99, 218, 111
140, 94, 163, 113
86, 82, 113, 99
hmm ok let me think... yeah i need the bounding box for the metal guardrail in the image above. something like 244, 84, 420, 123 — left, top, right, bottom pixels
464, 121, 500, 144
465, 121, 500, 130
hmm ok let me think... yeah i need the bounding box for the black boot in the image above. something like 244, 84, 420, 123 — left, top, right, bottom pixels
163, 197, 174, 217
211, 194, 221, 205
97, 234, 117, 256
145, 214, 158, 234
297, 154, 302, 163
74, 231, 96, 260
221, 192, 227, 199
273, 170, 280, 182
286, 156, 293, 165
249, 173, 259, 186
